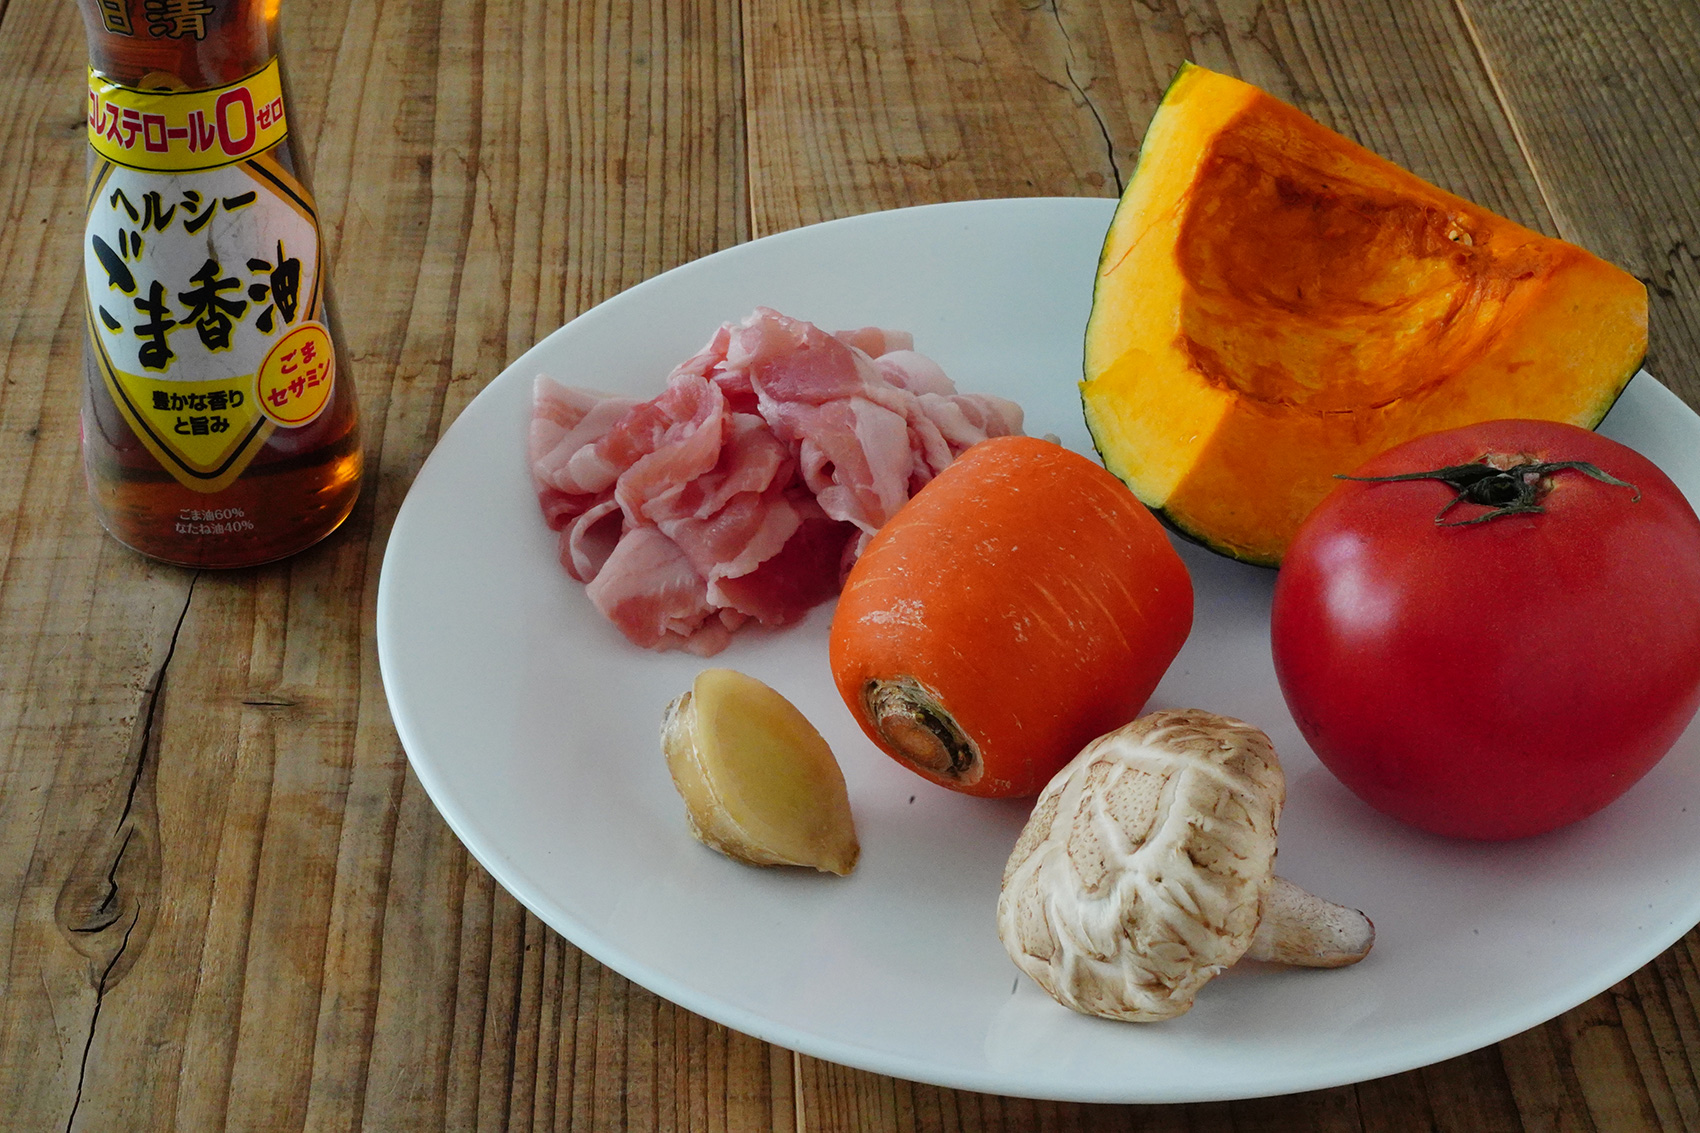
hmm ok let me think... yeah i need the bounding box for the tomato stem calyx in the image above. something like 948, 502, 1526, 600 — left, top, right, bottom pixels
1337, 459, 1640, 525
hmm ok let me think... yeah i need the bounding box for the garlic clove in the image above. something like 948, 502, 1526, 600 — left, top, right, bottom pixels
662, 668, 859, 876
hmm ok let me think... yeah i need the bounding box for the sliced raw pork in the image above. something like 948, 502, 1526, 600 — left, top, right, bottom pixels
529, 307, 1025, 655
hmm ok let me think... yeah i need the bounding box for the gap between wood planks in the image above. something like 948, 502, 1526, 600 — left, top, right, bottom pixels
58, 573, 200, 1133
1041, 0, 1124, 194
1449, 0, 1566, 237
794, 1048, 806, 1133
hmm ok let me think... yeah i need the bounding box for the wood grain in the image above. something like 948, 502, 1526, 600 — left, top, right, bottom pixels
1454, 0, 1700, 408
2, 0, 1699, 1129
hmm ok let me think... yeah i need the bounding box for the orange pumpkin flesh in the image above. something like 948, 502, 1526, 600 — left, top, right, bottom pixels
1082, 63, 1648, 566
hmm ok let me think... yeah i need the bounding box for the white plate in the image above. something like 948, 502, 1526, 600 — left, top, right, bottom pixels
376, 197, 1700, 1103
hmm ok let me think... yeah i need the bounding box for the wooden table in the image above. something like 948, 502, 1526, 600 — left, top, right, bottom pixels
5, 0, 1699, 1128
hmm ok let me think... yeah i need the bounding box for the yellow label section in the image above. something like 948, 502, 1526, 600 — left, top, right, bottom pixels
112, 370, 265, 470
87, 302, 275, 493
257, 322, 335, 426
88, 59, 287, 173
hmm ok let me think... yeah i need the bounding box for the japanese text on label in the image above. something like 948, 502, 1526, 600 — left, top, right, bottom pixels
88, 57, 288, 172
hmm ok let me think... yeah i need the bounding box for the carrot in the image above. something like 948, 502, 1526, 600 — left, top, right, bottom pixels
828, 435, 1194, 798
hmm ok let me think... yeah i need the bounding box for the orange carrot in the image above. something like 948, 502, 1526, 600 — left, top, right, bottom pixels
829, 435, 1193, 798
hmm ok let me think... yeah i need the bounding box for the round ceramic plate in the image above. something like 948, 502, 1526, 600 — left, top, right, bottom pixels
376, 197, 1700, 1103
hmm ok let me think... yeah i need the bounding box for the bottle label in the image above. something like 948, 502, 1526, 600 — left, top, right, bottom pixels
87, 58, 289, 173
83, 63, 334, 493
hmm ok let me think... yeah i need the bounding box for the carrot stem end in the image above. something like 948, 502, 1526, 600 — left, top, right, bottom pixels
862, 677, 982, 783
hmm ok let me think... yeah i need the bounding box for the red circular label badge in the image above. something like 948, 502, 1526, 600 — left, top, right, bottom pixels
256, 321, 335, 427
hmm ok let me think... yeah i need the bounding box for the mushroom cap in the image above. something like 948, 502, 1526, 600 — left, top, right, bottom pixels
996, 708, 1285, 1021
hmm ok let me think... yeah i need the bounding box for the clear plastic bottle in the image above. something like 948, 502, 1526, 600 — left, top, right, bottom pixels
78, 0, 361, 567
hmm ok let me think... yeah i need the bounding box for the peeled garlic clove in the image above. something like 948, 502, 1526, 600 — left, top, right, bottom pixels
662, 668, 859, 876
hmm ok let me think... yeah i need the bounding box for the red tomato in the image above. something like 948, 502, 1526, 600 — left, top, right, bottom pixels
1271, 419, 1700, 840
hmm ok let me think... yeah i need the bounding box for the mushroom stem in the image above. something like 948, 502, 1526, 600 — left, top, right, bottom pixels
1245, 876, 1375, 968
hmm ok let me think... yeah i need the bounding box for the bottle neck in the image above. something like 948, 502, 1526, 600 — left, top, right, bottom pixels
80, 0, 278, 90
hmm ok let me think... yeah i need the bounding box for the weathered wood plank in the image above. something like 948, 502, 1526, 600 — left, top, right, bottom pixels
1494, 1018, 1599, 1133
742, 0, 1551, 235
744, 0, 1128, 230
0, 1, 199, 1128
1456, 0, 1700, 409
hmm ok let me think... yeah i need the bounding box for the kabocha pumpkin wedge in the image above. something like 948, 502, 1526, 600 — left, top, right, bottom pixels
1082, 63, 1647, 566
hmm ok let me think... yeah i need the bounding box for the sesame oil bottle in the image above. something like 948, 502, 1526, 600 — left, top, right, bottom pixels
78, 0, 360, 567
